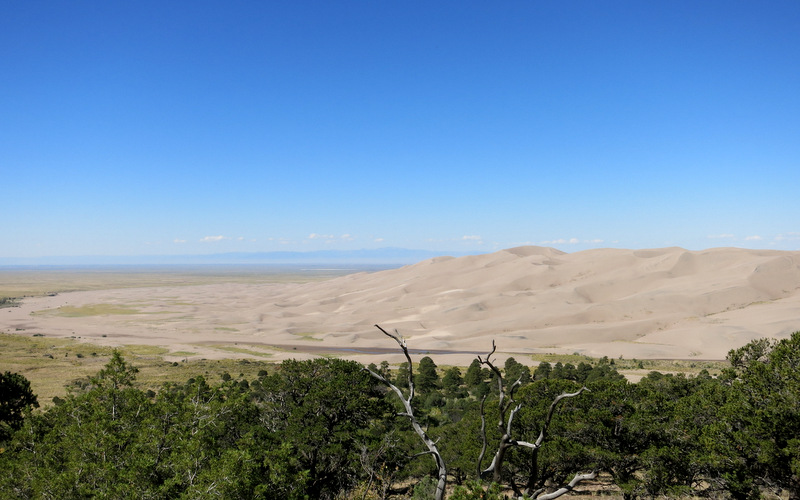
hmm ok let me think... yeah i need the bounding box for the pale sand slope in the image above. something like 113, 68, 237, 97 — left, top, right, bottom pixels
3, 246, 800, 365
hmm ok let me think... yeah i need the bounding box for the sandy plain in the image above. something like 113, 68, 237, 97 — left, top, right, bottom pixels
3, 246, 800, 367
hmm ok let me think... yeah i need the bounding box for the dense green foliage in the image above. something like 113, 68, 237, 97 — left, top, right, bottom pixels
0, 370, 39, 442
1, 332, 799, 499
0, 355, 387, 499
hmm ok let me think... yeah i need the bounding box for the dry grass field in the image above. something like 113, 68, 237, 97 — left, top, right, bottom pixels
0, 264, 367, 300
0, 332, 276, 405
0, 265, 371, 404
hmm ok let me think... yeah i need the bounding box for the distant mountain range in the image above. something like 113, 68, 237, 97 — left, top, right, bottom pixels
0, 248, 483, 266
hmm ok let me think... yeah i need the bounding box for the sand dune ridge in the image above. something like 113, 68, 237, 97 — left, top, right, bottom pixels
4, 246, 800, 364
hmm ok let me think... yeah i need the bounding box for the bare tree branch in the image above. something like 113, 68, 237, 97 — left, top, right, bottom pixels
477, 393, 488, 478
478, 343, 519, 483
367, 325, 448, 500
374, 324, 416, 402
535, 471, 598, 500
520, 385, 591, 495
476, 343, 592, 498
533, 387, 590, 449
506, 403, 522, 436
370, 330, 593, 500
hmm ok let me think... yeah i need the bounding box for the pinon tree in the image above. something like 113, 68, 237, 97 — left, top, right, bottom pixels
256, 357, 390, 499
442, 366, 467, 399
0, 371, 39, 442
0, 350, 156, 497
417, 356, 441, 394
0, 353, 367, 499
699, 332, 800, 499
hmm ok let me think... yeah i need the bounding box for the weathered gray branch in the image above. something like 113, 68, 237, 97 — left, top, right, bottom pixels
367, 325, 447, 500
476, 393, 488, 478
477, 342, 592, 499
507, 403, 522, 436
533, 387, 589, 449
535, 471, 598, 500
478, 342, 521, 484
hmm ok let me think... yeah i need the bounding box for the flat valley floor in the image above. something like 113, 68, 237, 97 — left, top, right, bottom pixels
4, 247, 800, 369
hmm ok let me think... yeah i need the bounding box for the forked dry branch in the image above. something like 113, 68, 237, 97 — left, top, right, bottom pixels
365, 324, 448, 500
369, 327, 594, 500
477, 340, 594, 498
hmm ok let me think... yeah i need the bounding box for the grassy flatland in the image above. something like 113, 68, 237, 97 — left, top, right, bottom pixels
0, 264, 377, 300
0, 264, 377, 404
529, 352, 725, 373
208, 344, 275, 357
0, 333, 274, 406
291, 331, 324, 341
2, 331, 728, 408
35, 303, 143, 317
170, 350, 197, 356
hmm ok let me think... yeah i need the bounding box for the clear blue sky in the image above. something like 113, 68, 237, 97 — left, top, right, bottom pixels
3, 1, 799, 259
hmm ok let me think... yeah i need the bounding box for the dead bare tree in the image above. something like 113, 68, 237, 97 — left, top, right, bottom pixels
477, 341, 594, 499
522, 388, 593, 497
478, 340, 524, 487
369, 328, 595, 500
365, 325, 448, 500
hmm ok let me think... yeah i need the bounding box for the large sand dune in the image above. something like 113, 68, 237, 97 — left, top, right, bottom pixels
4, 247, 800, 365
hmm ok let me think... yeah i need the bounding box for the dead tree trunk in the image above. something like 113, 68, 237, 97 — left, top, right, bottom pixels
365, 325, 448, 500
521, 387, 590, 494
477, 341, 523, 487
477, 342, 593, 499
476, 394, 489, 479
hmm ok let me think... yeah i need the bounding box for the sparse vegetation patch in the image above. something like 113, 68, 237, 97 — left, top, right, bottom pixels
37, 303, 141, 317
209, 345, 275, 357
292, 331, 324, 341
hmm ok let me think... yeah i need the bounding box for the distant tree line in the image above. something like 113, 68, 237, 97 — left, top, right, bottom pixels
1, 331, 799, 499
